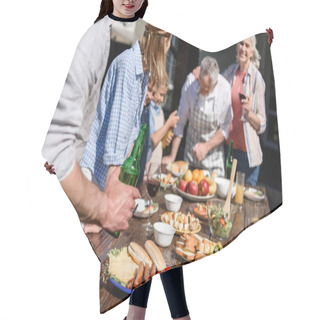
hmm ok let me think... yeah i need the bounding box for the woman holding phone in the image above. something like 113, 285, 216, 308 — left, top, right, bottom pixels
223, 36, 267, 185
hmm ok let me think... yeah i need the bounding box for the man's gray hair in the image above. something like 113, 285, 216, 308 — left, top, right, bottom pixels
200, 56, 219, 85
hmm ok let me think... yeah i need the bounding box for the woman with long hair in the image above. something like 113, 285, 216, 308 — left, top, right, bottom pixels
223, 36, 266, 185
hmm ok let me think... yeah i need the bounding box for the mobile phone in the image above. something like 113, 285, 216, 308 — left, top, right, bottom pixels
239, 93, 246, 102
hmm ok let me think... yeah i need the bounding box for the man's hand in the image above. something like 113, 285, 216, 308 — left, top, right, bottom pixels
162, 155, 174, 165
162, 135, 181, 165
44, 161, 56, 175
240, 95, 252, 115
241, 95, 260, 131
193, 142, 209, 162
192, 66, 200, 80
167, 110, 179, 128
165, 131, 174, 146
97, 167, 141, 232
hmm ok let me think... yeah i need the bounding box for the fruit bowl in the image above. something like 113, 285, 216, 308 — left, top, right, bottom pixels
175, 187, 215, 202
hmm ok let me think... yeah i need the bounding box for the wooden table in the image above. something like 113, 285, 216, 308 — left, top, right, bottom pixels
87, 171, 270, 313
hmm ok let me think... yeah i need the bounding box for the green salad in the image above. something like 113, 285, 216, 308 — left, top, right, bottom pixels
208, 204, 233, 239
253, 189, 263, 196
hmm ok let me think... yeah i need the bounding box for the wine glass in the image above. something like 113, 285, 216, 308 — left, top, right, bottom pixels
142, 162, 161, 232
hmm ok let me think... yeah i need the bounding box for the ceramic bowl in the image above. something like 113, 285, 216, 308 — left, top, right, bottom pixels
154, 222, 176, 247
164, 194, 183, 212
214, 177, 236, 199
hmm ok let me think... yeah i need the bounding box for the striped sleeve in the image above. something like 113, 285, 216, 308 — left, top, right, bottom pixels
252, 70, 266, 134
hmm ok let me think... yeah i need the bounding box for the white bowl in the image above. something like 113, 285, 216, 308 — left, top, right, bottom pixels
164, 194, 183, 212
154, 222, 176, 247
214, 177, 236, 199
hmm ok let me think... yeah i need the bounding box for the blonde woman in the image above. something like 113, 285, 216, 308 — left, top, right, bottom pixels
223, 36, 266, 185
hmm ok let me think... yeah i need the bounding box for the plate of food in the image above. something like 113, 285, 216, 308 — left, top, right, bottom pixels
175, 233, 223, 262
101, 241, 166, 298
166, 161, 188, 177
189, 203, 208, 220
133, 199, 159, 218
244, 187, 265, 201
161, 211, 201, 234
154, 173, 176, 189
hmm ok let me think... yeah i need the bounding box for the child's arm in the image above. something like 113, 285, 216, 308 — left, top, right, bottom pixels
151, 110, 179, 147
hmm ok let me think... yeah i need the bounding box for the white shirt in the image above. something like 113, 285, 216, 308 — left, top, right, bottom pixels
174, 73, 233, 140
41, 16, 112, 181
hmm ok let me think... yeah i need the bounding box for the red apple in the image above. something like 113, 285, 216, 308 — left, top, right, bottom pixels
186, 180, 198, 196
198, 179, 209, 196
178, 179, 188, 192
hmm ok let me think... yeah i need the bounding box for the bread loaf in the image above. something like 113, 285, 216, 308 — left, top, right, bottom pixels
150, 263, 157, 277
145, 240, 166, 271
175, 247, 195, 261
128, 242, 152, 267
134, 261, 144, 288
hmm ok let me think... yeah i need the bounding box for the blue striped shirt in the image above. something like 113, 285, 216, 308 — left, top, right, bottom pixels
149, 100, 161, 135
81, 41, 149, 189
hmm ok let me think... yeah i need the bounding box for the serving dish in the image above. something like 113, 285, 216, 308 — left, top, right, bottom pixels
106, 278, 132, 299
158, 173, 177, 188
207, 199, 237, 240
161, 212, 201, 234
189, 203, 208, 220
166, 161, 188, 177
101, 249, 135, 299
244, 187, 265, 201
175, 233, 223, 262
175, 187, 215, 202
133, 199, 159, 218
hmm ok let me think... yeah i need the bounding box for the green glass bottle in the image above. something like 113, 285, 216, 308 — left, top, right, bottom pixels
226, 140, 234, 179
110, 122, 148, 238
119, 122, 148, 186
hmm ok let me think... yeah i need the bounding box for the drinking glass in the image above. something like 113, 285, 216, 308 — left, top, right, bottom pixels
235, 172, 245, 209
142, 162, 161, 232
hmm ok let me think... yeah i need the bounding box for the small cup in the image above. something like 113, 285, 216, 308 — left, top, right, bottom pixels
154, 222, 175, 247
164, 194, 183, 212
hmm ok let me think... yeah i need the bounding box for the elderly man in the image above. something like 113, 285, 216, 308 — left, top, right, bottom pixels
162, 56, 233, 177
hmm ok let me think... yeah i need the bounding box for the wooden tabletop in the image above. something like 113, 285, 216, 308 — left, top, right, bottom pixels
87, 171, 270, 313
